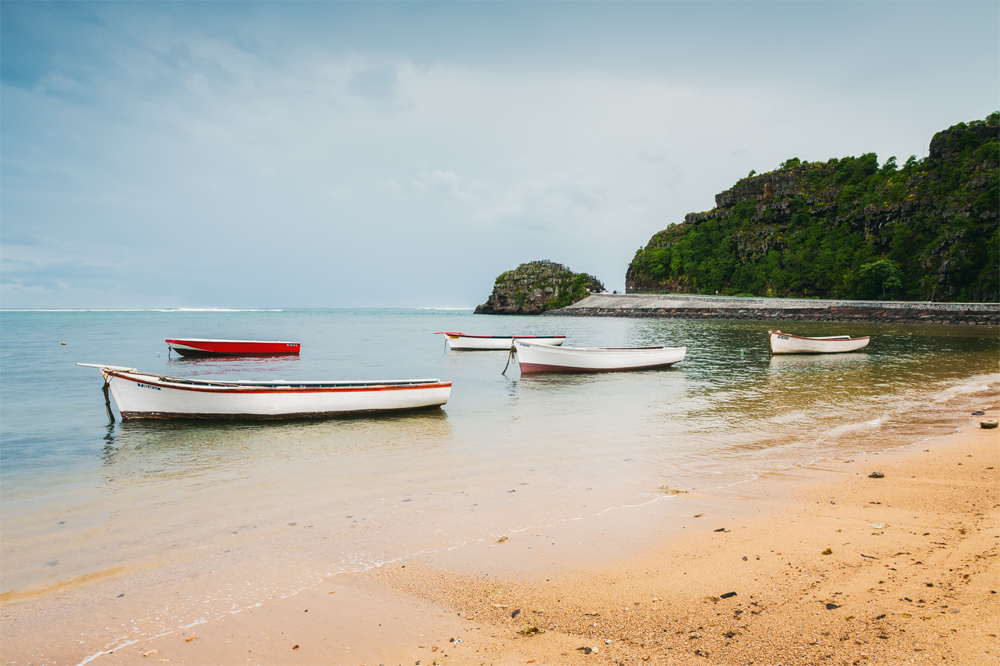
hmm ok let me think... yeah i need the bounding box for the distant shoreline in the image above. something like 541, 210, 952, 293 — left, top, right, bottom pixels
547, 293, 999, 325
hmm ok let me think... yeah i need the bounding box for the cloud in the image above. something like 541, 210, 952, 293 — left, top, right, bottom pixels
346, 64, 413, 113
1, 1, 997, 307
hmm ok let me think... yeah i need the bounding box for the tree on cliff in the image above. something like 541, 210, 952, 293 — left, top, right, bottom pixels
627, 113, 999, 302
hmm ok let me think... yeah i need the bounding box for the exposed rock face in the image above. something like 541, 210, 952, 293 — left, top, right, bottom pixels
475, 261, 605, 315
626, 114, 999, 302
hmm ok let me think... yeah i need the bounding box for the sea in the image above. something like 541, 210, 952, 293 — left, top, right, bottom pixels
1, 308, 997, 664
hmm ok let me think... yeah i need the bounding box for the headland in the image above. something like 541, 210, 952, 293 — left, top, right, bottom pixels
548, 293, 999, 326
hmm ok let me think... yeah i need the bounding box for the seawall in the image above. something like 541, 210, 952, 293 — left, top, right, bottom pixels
545, 293, 999, 325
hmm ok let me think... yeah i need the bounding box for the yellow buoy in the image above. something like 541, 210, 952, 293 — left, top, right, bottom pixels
61, 342, 67, 345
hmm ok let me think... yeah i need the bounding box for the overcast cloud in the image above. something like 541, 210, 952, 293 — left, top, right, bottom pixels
2, 1, 997, 308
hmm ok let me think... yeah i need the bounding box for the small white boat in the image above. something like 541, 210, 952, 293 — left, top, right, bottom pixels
769, 330, 870, 354
78, 364, 451, 420
435, 331, 566, 351
512, 339, 686, 373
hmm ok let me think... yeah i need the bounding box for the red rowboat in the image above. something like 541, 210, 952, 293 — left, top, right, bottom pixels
166, 338, 301, 357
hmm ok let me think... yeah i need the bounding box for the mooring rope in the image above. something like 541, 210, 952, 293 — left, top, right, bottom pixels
502, 344, 516, 375
101, 377, 116, 424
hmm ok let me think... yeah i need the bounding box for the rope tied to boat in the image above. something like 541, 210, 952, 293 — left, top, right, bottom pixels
502, 343, 516, 375
101, 375, 116, 424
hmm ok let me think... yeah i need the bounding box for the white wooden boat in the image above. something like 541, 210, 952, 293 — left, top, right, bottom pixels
769, 330, 870, 354
78, 364, 451, 420
435, 331, 566, 351
512, 339, 686, 373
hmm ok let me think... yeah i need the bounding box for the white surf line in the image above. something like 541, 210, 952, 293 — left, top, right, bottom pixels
0, 308, 284, 312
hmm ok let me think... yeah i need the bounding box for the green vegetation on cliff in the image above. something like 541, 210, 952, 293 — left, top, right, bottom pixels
627, 114, 999, 302
476, 261, 605, 314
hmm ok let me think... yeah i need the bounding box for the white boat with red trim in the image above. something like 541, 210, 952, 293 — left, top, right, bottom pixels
166, 338, 301, 356
77, 364, 451, 420
768, 330, 870, 354
435, 331, 566, 351
512, 339, 686, 373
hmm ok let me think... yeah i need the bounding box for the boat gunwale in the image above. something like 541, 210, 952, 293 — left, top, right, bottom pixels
165, 338, 301, 345
105, 370, 451, 394
434, 332, 566, 340
514, 340, 679, 353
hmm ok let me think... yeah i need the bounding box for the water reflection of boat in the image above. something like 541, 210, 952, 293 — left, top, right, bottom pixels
167, 354, 300, 370
768, 353, 871, 370
769, 330, 870, 354
78, 364, 451, 420
100, 409, 454, 481
513, 339, 686, 373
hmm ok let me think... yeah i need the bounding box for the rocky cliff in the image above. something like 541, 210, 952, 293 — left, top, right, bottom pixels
627, 114, 999, 302
475, 261, 605, 315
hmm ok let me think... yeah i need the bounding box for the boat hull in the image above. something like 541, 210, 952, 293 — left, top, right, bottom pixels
101, 369, 450, 420
514, 340, 686, 373
436, 332, 566, 351
769, 331, 870, 354
166, 339, 301, 356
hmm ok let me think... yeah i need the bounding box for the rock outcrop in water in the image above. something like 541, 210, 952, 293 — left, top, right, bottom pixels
475, 261, 605, 315
627, 113, 999, 302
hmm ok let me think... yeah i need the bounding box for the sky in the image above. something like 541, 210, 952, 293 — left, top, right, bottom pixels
2, 1, 997, 309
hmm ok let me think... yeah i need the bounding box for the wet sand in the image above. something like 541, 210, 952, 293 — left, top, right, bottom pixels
84, 412, 999, 666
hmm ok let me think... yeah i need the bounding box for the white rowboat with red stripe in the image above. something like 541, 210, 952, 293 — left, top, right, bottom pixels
434, 331, 566, 351
768, 330, 871, 354
513, 339, 686, 373
165, 338, 301, 356
77, 364, 451, 420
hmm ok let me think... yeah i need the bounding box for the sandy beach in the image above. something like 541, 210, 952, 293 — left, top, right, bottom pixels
83, 411, 999, 666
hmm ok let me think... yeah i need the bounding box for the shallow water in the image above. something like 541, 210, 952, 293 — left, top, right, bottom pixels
1, 309, 997, 662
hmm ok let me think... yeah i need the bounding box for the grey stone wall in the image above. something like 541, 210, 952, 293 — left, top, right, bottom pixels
545, 294, 998, 325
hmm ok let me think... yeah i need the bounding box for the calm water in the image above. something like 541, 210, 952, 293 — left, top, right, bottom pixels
1, 309, 997, 662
